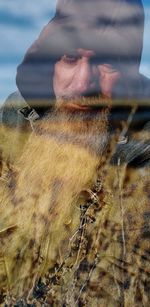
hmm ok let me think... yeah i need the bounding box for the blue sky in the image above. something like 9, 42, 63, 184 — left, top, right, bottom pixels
0, 0, 150, 104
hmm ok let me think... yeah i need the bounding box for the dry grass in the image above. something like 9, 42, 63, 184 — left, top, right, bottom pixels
0, 102, 149, 306
0, 106, 108, 303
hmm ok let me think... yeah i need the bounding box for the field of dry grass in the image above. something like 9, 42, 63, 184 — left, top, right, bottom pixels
0, 103, 150, 306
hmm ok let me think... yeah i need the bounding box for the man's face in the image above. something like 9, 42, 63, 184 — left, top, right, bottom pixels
53, 48, 121, 104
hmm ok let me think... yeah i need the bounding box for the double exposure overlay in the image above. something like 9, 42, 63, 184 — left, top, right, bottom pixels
0, 1, 150, 305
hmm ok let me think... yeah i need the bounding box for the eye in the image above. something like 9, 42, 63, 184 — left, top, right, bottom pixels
98, 63, 119, 73
62, 54, 79, 64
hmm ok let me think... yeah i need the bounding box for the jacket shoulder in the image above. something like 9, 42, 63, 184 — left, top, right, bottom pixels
0, 92, 31, 162
1, 91, 28, 127
111, 123, 150, 168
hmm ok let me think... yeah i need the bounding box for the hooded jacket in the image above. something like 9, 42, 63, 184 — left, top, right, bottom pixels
1, 0, 150, 122
16, 0, 145, 107
0, 0, 150, 162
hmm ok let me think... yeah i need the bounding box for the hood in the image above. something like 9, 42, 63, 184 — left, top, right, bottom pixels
16, 0, 144, 111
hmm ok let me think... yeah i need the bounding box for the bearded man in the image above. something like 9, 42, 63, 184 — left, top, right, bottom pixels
0, 0, 150, 305
1, 0, 150, 128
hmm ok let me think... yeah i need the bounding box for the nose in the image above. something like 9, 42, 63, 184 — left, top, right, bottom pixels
75, 58, 99, 96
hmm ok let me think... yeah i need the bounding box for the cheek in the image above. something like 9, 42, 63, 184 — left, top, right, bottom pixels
98, 70, 121, 97
53, 63, 77, 97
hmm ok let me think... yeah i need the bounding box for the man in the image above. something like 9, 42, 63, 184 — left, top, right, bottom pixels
1, 0, 150, 124
0, 0, 150, 305
1, 0, 149, 162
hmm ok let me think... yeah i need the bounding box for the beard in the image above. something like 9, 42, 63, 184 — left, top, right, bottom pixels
0, 100, 109, 299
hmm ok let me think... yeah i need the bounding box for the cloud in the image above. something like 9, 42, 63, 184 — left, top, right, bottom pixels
0, 64, 17, 104
0, 0, 57, 103
140, 62, 150, 78
0, 0, 57, 21
0, 25, 42, 61
0, 0, 57, 60
141, 7, 150, 58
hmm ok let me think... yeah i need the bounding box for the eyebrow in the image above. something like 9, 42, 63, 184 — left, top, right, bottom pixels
63, 50, 79, 57
63, 50, 97, 60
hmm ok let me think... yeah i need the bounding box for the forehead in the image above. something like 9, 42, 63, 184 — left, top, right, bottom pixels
77, 48, 95, 57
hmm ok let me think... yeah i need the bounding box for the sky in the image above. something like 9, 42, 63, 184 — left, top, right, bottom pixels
0, 0, 150, 104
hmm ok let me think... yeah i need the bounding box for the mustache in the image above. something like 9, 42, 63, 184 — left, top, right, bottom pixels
56, 94, 112, 109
